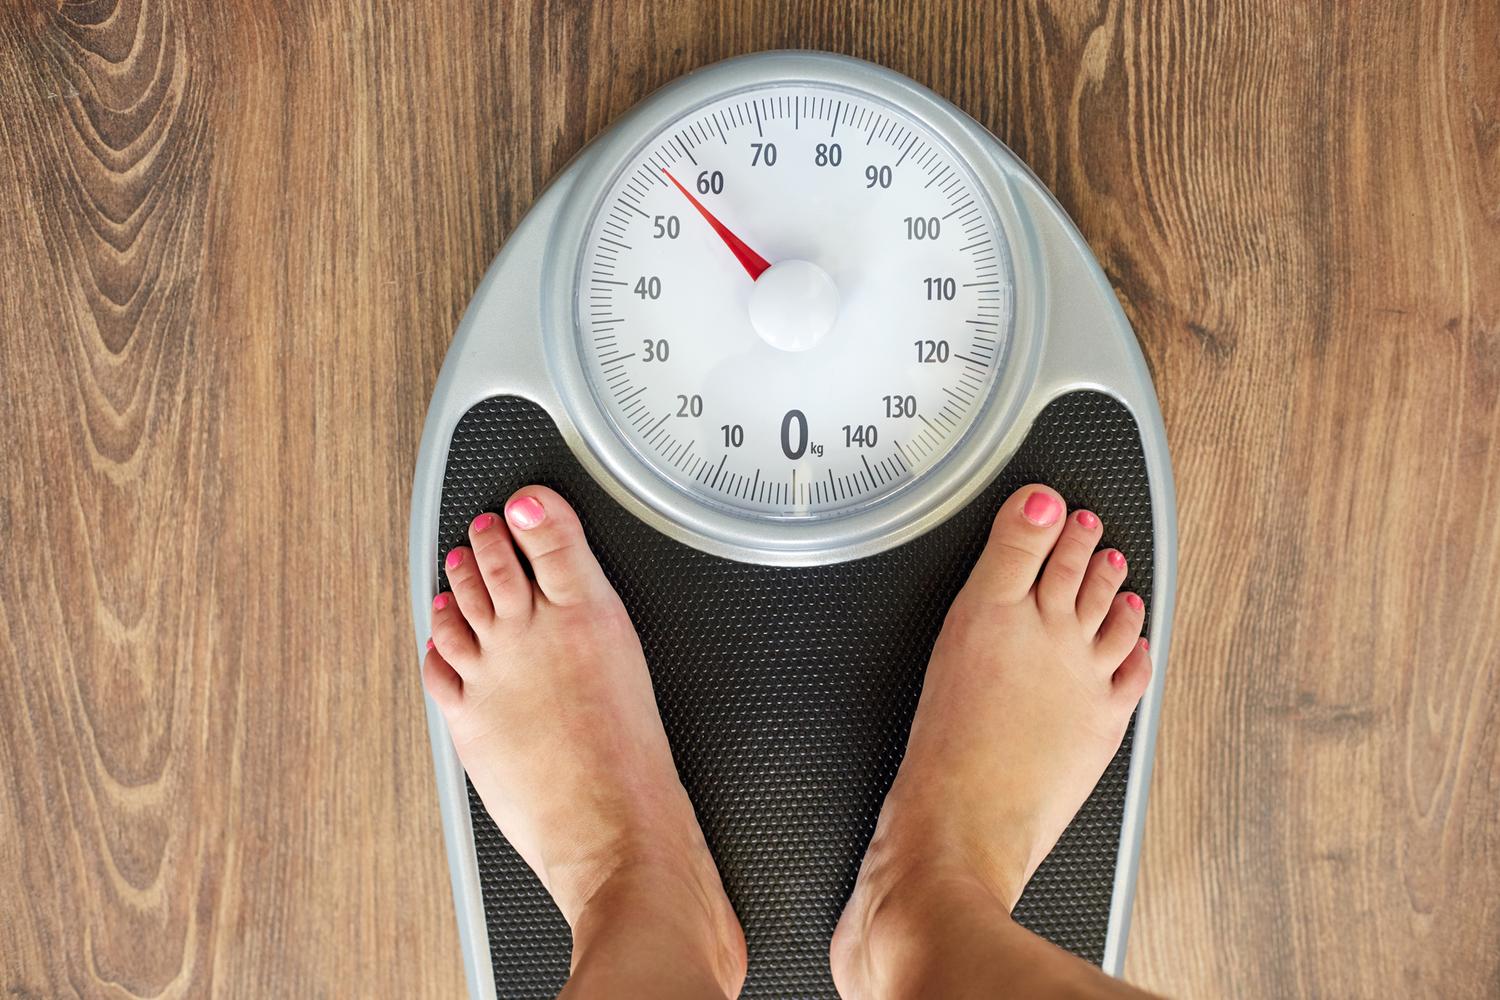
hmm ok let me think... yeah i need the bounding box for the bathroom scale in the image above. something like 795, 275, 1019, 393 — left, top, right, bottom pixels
409, 51, 1176, 999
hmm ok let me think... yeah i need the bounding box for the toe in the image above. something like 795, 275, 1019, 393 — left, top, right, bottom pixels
1077, 548, 1128, 631
443, 544, 494, 631
1112, 639, 1152, 704
1096, 591, 1146, 662
502, 486, 611, 607
421, 643, 464, 713
469, 511, 533, 620
1037, 509, 1103, 617
964, 484, 1068, 605
430, 590, 480, 664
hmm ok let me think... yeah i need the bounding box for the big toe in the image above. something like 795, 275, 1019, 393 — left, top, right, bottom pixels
502, 486, 612, 607
964, 484, 1068, 604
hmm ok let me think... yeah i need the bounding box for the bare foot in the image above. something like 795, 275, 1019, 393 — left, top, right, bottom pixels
423, 486, 746, 998
830, 483, 1153, 998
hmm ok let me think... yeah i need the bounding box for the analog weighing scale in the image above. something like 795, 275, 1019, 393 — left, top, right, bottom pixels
409, 51, 1176, 999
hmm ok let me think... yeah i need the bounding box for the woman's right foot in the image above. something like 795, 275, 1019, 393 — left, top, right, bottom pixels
831, 483, 1154, 999
422, 486, 745, 999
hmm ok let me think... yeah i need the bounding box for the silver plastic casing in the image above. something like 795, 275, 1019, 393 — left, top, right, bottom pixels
409, 51, 1177, 998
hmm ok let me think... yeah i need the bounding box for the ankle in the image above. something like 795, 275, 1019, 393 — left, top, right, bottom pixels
833, 792, 1037, 996
836, 858, 1016, 997
568, 855, 746, 998
865, 781, 1037, 910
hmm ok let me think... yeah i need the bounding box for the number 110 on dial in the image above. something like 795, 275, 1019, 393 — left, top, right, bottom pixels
577, 83, 1011, 519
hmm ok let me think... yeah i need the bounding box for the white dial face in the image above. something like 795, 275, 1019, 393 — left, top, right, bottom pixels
576, 83, 1013, 520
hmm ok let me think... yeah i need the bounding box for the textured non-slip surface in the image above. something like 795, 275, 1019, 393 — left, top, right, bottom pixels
436, 390, 1153, 998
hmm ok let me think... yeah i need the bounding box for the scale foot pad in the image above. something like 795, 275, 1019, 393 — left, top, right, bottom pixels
435, 390, 1154, 998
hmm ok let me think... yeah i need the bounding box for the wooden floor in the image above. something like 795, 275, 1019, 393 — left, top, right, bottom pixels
2, 2, 1496, 997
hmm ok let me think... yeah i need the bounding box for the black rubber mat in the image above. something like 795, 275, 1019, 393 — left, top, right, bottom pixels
435, 390, 1153, 998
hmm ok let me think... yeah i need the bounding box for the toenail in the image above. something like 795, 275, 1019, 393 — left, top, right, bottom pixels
506, 495, 546, 530
445, 549, 465, 570
472, 513, 496, 533
1021, 491, 1061, 526
1139, 638, 1150, 652
1107, 549, 1126, 570
1125, 593, 1144, 612
426, 637, 434, 651
1076, 510, 1099, 529
432, 593, 450, 611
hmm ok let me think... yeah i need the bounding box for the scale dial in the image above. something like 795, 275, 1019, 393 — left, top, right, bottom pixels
575, 82, 1014, 522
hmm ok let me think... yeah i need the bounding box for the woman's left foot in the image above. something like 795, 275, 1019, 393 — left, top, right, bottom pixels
831, 485, 1152, 998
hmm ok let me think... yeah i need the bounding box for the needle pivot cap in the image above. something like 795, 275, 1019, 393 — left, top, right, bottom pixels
749, 260, 839, 352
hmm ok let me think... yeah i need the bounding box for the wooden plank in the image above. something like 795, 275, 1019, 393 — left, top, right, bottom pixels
0, 1, 1495, 996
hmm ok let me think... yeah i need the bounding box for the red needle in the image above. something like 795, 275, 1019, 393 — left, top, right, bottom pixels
662, 168, 772, 280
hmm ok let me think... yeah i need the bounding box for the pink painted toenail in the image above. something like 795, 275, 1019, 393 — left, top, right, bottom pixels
1126, 593, 1144, 612
1107, 549, 1126, 570
1021, 491, 1061, 526
426, 638, 434, 651
1139, 638, 1150, 652
432, 593, 450, 611
472, 513, 496, 533
1076, 510, 1099, 529
506, 495, 546, 530
445, 549, 464, 570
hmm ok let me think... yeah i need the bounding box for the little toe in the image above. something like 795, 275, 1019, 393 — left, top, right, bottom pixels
1112, 639, 1153, 704
443, 544, 493, 630
430, 590, 480, 664
502, 486, 612, 607
1037, 509, 1104, 617
1077, 548, 1128, 631
469, 511, 532, 620
964, 485, 1069, 605
1096, 591, 1146, 662
421, 643, 464, 714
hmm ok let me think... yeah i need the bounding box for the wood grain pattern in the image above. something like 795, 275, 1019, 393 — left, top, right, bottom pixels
1, 1, 1495, 997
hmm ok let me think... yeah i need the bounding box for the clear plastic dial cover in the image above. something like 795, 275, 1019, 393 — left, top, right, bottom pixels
575, 83, 1014, 522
